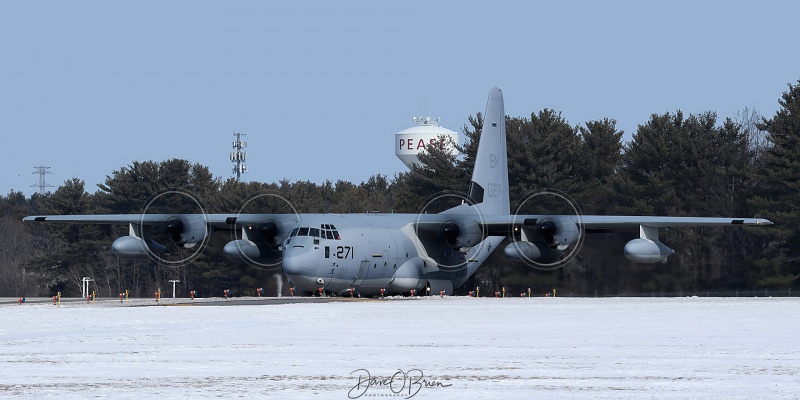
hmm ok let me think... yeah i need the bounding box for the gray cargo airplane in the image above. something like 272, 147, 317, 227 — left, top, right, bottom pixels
24, 88, 771, 296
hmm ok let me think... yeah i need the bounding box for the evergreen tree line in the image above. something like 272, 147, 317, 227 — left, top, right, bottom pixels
1, 81, 798, 298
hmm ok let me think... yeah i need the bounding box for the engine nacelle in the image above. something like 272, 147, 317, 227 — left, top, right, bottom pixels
503, 242, 562, 264
242, 221, 281, 248
442, 221, 483, 250
165, 215, 208, 248
624, 238, 674, 264
112, 236, 167, 260
526, 216, 580, 249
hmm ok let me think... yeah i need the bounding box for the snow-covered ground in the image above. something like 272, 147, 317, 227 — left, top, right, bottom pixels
1, 296, 798, 399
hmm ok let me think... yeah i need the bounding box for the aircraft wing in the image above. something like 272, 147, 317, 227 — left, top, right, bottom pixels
481, 215, 772, 234
25, 214, 183, 226
23, 213, 300, 261
477, 214, 772, 264
578, 215, 772, 230
23, 213, 299, 229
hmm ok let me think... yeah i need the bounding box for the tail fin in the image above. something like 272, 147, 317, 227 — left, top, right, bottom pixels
467, 87, 510, 215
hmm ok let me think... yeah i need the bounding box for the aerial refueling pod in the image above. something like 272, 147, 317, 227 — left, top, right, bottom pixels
223, 239, 278, 263
623, 225, 674, 263
503, 241, 563, 264
222, 220, 283, 264
111, 236, 167, 260
624, 238, 673, 263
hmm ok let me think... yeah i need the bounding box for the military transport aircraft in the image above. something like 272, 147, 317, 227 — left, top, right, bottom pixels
24, 88, 772, 296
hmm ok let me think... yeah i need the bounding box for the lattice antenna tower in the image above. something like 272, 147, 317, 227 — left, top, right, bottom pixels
31, 165, 54, 194
230, 132, 248, 182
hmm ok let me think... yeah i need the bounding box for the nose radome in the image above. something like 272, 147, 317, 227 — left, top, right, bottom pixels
281, 249, 321, 292
281, 249, 314, 277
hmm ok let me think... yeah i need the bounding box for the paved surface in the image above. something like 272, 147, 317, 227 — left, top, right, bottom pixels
0, 295, 396, 307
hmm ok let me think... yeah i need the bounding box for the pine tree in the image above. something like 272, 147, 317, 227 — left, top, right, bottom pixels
750, 80, 800, 289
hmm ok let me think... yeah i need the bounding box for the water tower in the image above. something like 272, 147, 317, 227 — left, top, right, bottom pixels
395, 116, 459, 169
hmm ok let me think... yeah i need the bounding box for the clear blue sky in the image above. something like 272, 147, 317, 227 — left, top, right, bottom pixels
2, 1, 798, 196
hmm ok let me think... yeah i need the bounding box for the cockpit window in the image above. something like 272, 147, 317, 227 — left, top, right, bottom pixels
298, 227, 309, 236
319, 224, 341, 240
290, 228, 299, 237
309, 228, 320, 238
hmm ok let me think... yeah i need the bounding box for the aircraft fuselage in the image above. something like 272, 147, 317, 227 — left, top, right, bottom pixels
281, 214, 478, 296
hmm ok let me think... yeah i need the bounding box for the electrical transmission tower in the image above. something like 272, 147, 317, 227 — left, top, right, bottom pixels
230, 132, 248, 182
31, 165, 54, 194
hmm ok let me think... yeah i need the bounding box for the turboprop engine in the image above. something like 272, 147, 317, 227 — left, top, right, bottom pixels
110, 215, 208, 260
502, 216, 581, 264
441, 221, 483, 250
532, 217, 580, 249
164, 215, 208, 248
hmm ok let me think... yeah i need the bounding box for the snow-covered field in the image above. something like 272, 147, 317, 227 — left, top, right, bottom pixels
1, 296, 798, 399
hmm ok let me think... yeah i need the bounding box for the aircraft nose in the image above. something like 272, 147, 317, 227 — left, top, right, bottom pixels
281, 249, 314, 277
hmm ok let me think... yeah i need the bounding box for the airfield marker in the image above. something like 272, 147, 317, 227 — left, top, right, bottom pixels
257, 288, 262, 297
168, 280, 180, 299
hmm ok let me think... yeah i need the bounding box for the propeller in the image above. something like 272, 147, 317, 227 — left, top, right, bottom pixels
259, 221, 279, 246
537, 220, 557, 246
165, 218, 184, 244
442, 222, 460, 247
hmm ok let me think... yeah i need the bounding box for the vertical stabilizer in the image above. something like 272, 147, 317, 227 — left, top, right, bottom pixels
467, 87, 510, 215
